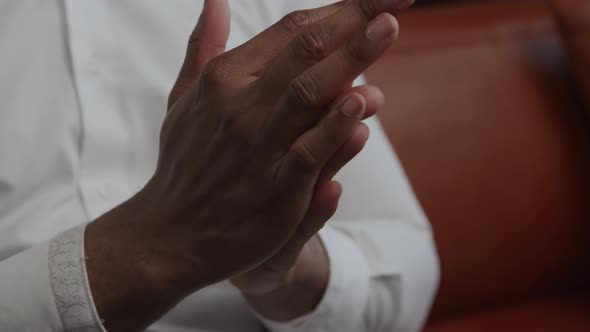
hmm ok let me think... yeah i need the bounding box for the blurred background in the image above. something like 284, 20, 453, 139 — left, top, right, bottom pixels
364, 0, 590, 331
415, 0, 488, 7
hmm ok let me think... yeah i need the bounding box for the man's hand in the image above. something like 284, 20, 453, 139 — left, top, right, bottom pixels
551, 0, 590, 105
218, 0, 403, 320
84, 0, 409, 331
229, 85, 386, 294
229, 87, 387, 321
170, 0, 402, 305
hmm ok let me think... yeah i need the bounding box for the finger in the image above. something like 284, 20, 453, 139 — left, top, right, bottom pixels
290, 180, 342, 248
550, 0, 590, 105
344, 84, 385, 119
259, 0, 411, 90
319, 122, 370, 183
226, 2, 345, 77
168, 0, 230, 108
266, 14, 396, 147
317, 85, 383, 181
259, 181, 342, 272
286, 13, 398, 109
280, 92, 366, 178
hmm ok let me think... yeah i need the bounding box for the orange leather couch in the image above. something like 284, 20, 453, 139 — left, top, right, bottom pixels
365, 1, 590, 330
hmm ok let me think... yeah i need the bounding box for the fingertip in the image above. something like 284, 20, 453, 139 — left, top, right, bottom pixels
326, 181, 342, 215
357, 122, 371, 143
339, 85, 383, 118
338, 92, 367, 119
316, 121, 369, 183
340, 122, 370, 158
309, 180, 342, 217
364, 86, 385, 117
390, 14, 400, 40
348, 122, 370, 155
332, 180, 343, 198
366, 13, 399, 42
321, 180, 343, 202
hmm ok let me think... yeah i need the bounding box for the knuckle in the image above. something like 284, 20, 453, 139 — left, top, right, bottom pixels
279, 10, 318, 34
287, 73, 321, 107
291, 141, 321, 171
200, 57, 229, 87
291, 27, 329, 63
357, 0, 380, 20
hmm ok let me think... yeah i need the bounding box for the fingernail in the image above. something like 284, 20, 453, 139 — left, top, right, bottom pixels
365, 14, 397, 41
339, 95, 364, 119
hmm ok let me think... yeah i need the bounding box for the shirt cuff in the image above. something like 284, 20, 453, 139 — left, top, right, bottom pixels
259, 226, 371, 332
49, 224, 106, 331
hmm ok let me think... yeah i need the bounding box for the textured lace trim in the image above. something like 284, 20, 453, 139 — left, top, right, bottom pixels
49, 225, 105, 332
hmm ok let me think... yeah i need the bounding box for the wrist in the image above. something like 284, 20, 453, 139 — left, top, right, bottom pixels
87, 194, 201, 288
84, 191, 210, 330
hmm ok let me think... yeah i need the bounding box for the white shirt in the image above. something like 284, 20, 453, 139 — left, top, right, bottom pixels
0, 1, 439, 331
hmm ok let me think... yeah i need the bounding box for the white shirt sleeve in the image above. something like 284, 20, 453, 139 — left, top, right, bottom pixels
259, 221, 438, 332
48, 225, 106, 331
0, 1, 438, 331
257, 115, 439, 332
258, 227, 372, 332
0, 225, 105, 332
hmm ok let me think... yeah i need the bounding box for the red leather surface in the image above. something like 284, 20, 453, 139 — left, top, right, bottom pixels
365, 1, 590, 328
425, 296, 590, 332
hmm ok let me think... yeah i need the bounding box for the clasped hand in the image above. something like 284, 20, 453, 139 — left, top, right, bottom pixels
148, 0, 409, 291
85, 1, 413, 330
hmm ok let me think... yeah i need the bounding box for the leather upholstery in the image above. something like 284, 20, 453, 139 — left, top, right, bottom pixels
365, 0, 590, 329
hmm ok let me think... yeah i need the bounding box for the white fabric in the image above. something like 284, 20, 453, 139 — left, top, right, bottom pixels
259, 227, 372, 332
0, 1, 439, 331
49, 225, 104, 331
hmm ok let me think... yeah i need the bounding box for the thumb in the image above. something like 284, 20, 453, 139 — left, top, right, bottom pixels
168, 0, 231, 109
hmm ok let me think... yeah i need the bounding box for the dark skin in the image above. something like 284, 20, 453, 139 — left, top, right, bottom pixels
84, 0, 414, 331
